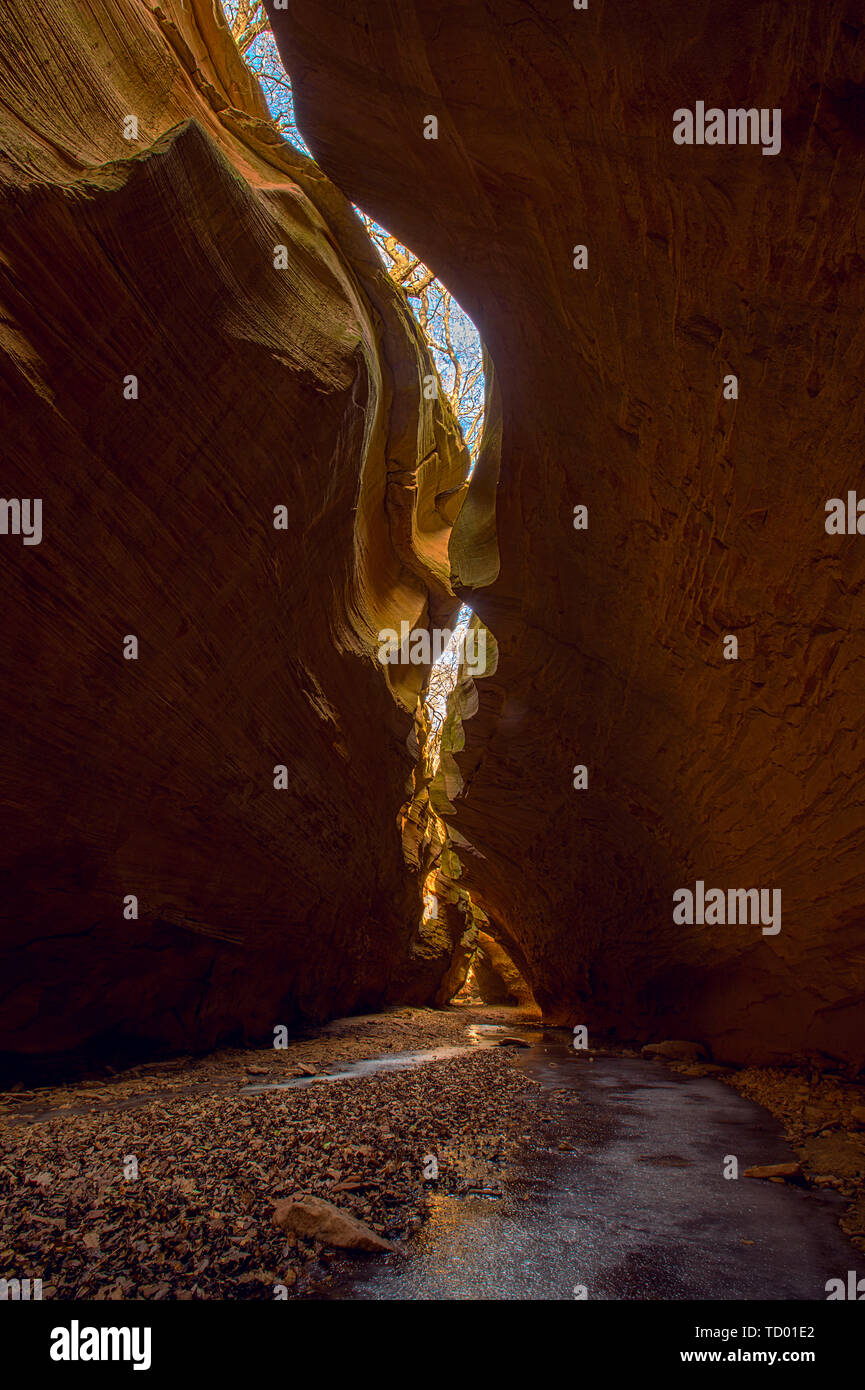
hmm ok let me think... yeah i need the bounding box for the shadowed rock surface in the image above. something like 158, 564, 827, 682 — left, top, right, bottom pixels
270, 0, 865, 1065
0, 0, 471, 1064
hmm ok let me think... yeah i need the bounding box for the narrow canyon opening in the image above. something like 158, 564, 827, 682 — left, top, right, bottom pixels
452, 931, 536, 1010
221, 3, 502, 1000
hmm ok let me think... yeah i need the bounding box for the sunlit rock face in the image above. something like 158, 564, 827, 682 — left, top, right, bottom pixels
271, 0, 865, 1065
472, 933, 535, 1009
0, 0, 469, 1064
399, 885, 477, 1009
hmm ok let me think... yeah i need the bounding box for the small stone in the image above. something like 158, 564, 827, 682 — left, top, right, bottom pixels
272, 1195, 397, 1254
743, 1162, 802, 1181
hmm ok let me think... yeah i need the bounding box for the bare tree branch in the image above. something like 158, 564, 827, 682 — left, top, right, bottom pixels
222, 0, 484, 456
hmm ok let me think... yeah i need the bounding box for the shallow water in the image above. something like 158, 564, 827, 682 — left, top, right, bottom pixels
239, 1044, 483, 1093
240, 1020, 535, 1093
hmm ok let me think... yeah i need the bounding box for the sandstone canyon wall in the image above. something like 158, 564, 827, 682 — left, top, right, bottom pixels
270, 0, 865, 1065
0, 0, 471, 1068
471, 932, 535, 1008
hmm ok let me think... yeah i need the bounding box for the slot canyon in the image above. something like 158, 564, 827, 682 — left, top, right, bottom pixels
1, 0, 864, 1321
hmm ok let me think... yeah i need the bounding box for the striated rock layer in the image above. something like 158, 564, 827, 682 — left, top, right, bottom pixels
271, 0, 865, 1065
0, 0, 470, 1067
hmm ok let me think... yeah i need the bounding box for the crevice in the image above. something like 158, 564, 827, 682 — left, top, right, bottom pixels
222, 0, 504, 1007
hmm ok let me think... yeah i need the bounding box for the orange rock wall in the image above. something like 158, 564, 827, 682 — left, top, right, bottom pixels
0, 0, 468, 1064
270, 0, 865, 1065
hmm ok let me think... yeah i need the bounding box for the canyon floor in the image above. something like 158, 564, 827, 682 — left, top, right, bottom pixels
1, 1007, 863, 1301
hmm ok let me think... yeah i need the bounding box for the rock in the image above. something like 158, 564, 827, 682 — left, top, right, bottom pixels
641, 1041, 709, 1062
0, 0, 472, 1068
429, 893, 479, 1007
272, 1196, 397, 1254
245, 1066, 268, 1076
850, 1106, 865, 1127
6, 0, 865, 1074
744, 1163, 802, 1181
295, 1064, 318, 1077
472, 933, 534, 1006
270, 0, 865, 1069
496, 1037, 530, 1048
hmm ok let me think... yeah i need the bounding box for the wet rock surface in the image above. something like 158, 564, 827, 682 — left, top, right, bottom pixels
326, 1041, 860, 1301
